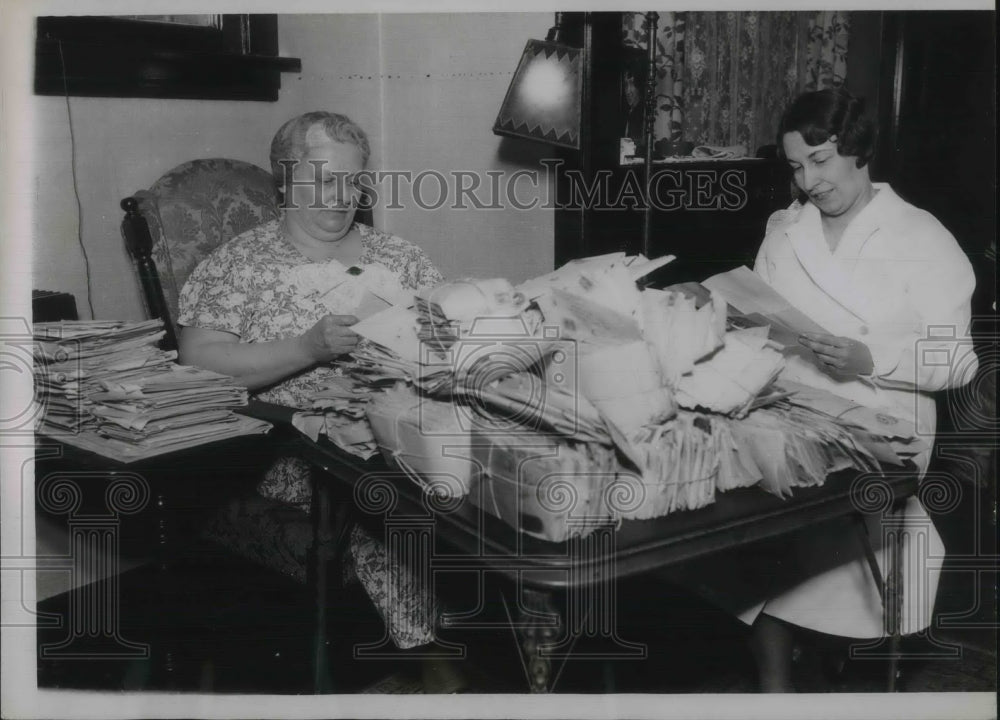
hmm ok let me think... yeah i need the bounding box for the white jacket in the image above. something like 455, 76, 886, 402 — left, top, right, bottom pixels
738, 184, 979, 637
755, 183, 978, 442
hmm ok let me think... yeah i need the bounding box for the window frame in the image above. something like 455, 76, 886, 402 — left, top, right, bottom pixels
34, 15, 301, 102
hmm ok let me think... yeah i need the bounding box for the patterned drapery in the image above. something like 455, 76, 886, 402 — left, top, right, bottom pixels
623, 11, 849, 153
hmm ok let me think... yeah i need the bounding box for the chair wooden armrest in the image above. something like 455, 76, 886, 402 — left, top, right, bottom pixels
121, 196, 177, 350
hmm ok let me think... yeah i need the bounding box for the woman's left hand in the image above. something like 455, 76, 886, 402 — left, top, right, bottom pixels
798, 333, 874, 377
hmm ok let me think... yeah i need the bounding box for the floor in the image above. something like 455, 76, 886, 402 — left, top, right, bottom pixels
35, 534, 997, 696
35, 514, 147, 603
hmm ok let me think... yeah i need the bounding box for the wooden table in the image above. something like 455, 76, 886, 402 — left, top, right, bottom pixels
36, 402, 919, 693
275, 401, 919, 693
33, 426, 295, 684
35, 428, 291, 561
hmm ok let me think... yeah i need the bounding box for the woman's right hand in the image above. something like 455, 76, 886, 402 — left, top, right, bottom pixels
300, 314, 360, 362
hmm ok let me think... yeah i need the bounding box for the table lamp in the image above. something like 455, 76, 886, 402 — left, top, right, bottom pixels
494, 12, 661, 259
493, 15, 582, 150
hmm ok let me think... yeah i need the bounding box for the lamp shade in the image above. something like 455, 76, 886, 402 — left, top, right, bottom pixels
493, 39, 582, 150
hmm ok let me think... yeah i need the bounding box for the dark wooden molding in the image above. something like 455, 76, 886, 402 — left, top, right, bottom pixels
35, 15, 301, 102
872, 11, 903, 183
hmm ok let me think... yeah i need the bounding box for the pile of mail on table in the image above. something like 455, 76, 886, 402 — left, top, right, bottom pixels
295, 254, 926, 542
33, 320, 269, 462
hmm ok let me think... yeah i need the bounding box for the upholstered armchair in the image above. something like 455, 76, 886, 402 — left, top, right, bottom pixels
121, 158, 280, 349
120, 159, 314, 583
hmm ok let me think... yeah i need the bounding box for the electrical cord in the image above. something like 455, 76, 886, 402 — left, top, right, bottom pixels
57, 39, 96, 320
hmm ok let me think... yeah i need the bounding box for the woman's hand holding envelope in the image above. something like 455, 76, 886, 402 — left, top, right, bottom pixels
798, 333, 874, 377
301, 314, 360, 362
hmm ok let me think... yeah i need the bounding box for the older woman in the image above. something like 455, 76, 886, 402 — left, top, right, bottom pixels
177, 112, 453, 677
179, 111, 441, 404
742, 89, 978, 691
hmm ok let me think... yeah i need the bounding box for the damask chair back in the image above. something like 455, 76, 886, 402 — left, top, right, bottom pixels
121, 158, 280, 349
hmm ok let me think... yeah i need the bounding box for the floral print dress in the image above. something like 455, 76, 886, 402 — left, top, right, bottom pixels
178, 218, 444, 649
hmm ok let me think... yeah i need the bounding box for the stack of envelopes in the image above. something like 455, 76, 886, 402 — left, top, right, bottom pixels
293, 371, 381, 458
710, 414, 768, 492
527, 254, 682, 440
366, 383, 477, 498
88, 364, 250, 445
471, 431, 618, 542
33, 319, 270, 461
640, 288, 727, 385
331, 251, 925, 531
723, 403, 881, 498
516, 252, 674, 310
33, 319, 174, 432
351, 279, 545, 396
775, 379, 929, 465
466, 372, 609, 444
308, 374, 372, 420
349, 307, 452, 394
304, 282, 521, 456
674, 327, 786, 418
613, 411, 720, 520
577, 340, 677, 437
414, 278, 528, 353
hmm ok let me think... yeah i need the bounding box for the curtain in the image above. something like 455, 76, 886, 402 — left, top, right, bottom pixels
803, 11, 850, 92
623, 11, 849, 153
623, 12, 685, 143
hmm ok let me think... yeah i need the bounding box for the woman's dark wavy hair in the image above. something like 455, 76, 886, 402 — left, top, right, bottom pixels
777, 89, 877, 168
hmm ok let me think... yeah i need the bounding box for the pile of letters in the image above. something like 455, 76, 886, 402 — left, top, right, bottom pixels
33, 319, 174, 433
33, 319, 269, 461
300, 252, 921, 538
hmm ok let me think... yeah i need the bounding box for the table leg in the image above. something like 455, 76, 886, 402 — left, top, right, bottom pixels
853, 510, 904, 692
886, 521, 904, 692
151, 489, 178, 687
855, 513, 885, 600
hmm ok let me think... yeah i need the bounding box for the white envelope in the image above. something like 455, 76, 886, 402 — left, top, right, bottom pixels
351, 305, 423, 362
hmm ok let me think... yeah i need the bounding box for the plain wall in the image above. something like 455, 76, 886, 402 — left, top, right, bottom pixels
376, 13, 558, 280
30, 13, 555, 321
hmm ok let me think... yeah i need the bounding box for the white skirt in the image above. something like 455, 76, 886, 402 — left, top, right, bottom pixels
663, 450, 943, 638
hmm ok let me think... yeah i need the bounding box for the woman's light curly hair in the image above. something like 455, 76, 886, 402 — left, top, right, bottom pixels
269, 111, 371, 196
